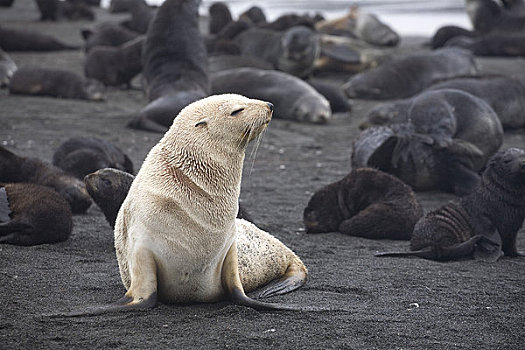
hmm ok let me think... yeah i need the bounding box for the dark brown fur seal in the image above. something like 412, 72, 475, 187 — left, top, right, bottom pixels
84, 36, 143, 87
127, 0, 209, 133
0, 25, 79, 51
342, 48, 479, 100
303, 168, 423, 240
211, 67, 331, 124
353, 89, 503, 195
53, 137, 134, 179
0, 183, 72, 246
81, 22, 140, 52
0, 146, 92, 214
426, 75, 525, 129
0, 47, 16, 87
9, 67, 105, 101
377, 148, 525, 261
84, 168, 252, 229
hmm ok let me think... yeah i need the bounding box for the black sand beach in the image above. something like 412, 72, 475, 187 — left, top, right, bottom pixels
1, 2, 525, 349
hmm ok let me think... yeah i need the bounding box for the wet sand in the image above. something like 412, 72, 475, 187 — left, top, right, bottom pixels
1, 2, 525, 349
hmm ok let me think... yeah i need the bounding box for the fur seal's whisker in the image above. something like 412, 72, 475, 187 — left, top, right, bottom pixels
247, 126, 266, 176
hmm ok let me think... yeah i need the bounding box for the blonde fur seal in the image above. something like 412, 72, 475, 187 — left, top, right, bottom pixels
61, 94, 307, 316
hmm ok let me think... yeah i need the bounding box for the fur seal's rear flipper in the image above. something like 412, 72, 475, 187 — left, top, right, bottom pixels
376, 235, 488, 261
473, 231, 503, 262
249, 263, 307, 299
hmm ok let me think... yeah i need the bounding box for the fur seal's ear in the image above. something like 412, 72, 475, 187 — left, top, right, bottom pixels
195, 119, 208, 127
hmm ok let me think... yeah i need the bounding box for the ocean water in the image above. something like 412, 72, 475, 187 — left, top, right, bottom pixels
103, 0, 472, 37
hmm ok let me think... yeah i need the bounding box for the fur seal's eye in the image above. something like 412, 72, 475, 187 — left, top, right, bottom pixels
231, 108, 244, 116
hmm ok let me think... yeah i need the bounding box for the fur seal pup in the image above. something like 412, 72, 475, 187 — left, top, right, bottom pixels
377, 148, 525, 261
0, 25, 79, 51
8, 67, 105, 101
83, 168, 135, 228
425, 75, 525, 129
64, 94, 308, 315
53, 137, 134, 180
303, 168, 423, 240
352, 89, 503, 195
0, 183, 72, 246
0, 146, 92, 214
342, 48, 479, 100
0, 47, 16, 87
84, 167, 249, 231
81, 22, 140, 53
233, 26, 320, 78
84, 36, 144, 87
211, 68, 331, 124
127, 0, 209, 133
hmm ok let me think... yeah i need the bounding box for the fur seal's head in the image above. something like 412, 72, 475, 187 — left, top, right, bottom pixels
84, 168, 134, 228
278, 26, 320, 77
303, 180, 343, 233
485, 148, 525, 185
83, 78, 106, 101
168, 94, 273, 151
291, 94, 331, 124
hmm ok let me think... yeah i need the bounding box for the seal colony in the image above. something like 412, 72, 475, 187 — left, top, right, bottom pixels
61, 94, 308, 316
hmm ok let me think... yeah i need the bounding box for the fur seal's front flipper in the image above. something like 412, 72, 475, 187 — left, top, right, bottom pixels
249, 263, 307, 299
45, 292, 158, 318
47, 247, 159, 317
473, 231, 503, 262
223, 242, 306, 311
127, 111, 169, 133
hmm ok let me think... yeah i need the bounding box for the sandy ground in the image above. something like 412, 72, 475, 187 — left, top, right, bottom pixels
1, 2, 525, 349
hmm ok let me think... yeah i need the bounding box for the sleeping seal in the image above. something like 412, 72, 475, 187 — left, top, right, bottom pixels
304, 168, 423, 240
211, 67, 331, 124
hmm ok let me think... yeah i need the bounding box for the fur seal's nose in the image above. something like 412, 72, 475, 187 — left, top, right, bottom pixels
267, 102, 274, 112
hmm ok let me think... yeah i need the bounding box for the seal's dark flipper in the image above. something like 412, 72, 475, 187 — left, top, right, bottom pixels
375, 247, 436, 259
249, 264, 307, 299
0, 187, 11, 222
473, 233, 503, 262
43, 292, 158, 318
126, 114, 169, 133
377, 236, 484, 261
320, 44, 361, 64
